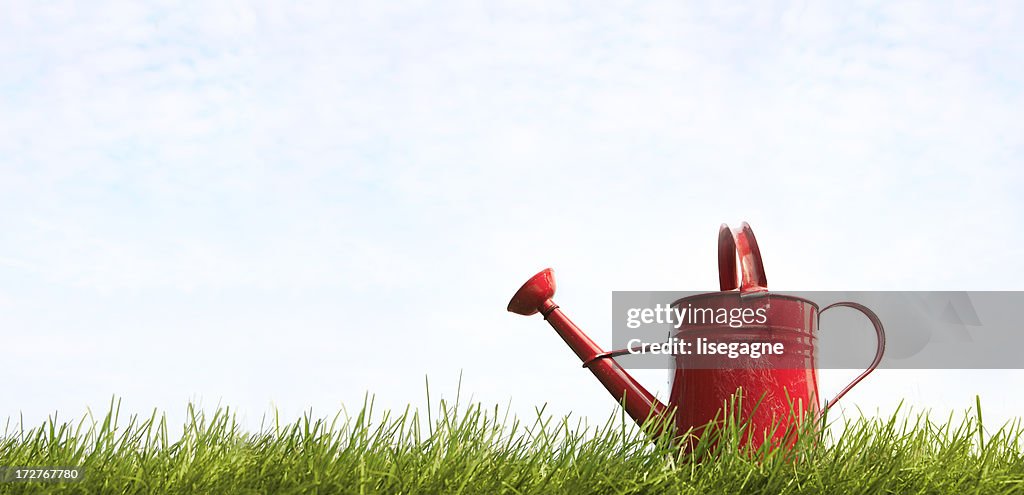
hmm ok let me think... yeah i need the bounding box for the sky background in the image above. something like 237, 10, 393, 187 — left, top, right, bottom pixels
2, 1, 1022, 432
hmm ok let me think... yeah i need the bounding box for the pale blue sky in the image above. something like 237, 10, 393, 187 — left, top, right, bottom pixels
1, 1, 1022, 431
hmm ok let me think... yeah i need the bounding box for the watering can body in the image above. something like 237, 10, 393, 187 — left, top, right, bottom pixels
508, 223, 885, 449
668, 292, 821, 448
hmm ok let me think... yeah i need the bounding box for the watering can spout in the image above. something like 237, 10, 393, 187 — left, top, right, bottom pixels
508, 269, 670, 433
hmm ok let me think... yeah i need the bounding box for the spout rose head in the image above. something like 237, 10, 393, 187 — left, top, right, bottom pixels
507, 268, 557, 315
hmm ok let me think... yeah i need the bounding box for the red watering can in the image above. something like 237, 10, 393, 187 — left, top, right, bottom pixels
507, 222, 885, 449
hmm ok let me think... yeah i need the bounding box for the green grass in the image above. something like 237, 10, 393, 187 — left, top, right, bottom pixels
1, 393, 1022, 494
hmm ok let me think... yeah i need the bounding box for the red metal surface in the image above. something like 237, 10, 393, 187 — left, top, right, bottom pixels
818, 302, 886, 409
508, 269, 670, 434
507, 223, 885, 451
718, 221, 768, 295
668, 291, 820, 450
717, 224, 738, 291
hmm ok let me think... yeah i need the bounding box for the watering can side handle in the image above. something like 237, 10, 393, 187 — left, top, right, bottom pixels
718, 222, 768, 294
819, 302, 887, 410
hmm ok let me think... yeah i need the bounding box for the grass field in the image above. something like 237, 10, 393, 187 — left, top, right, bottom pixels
1, 392, 1022, 494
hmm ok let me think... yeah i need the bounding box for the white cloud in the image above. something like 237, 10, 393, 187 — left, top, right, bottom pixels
0, 1, 1022, 430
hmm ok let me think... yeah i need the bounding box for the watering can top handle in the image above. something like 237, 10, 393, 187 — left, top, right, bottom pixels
718, 222, 768, 295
